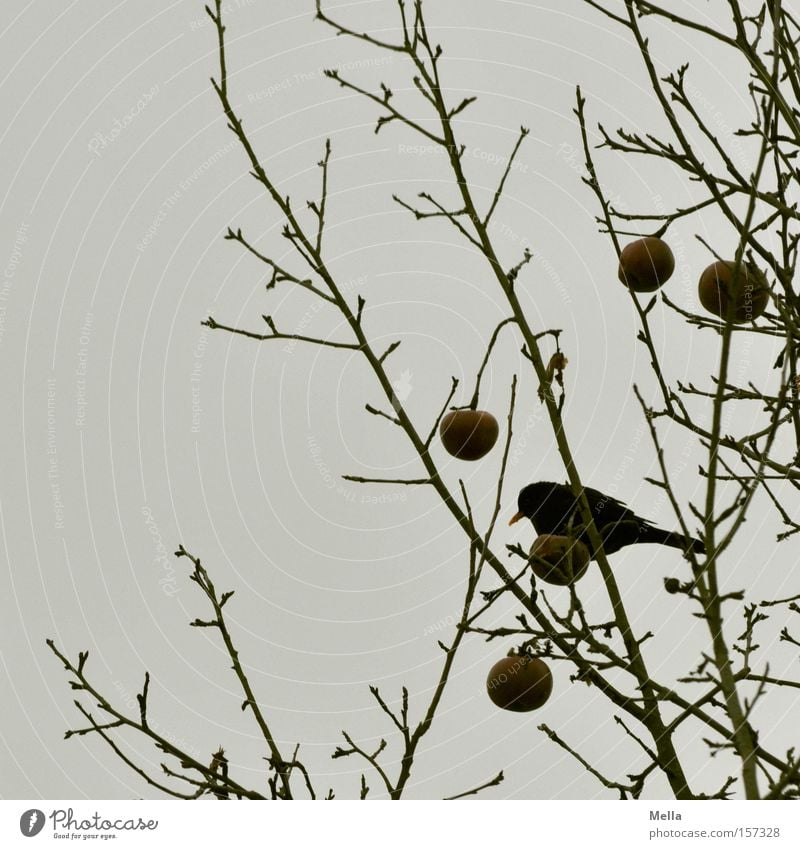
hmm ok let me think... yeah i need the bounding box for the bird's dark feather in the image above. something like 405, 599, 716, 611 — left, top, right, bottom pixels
516, 481, 704, 558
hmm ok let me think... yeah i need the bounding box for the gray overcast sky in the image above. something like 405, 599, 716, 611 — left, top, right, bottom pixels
1, 0, 796, 800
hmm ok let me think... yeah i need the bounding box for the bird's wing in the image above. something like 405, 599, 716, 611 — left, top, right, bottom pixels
584, 485, 657, 528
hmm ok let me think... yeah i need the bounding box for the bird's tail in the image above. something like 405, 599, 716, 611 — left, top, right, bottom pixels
641, 526, 705, 554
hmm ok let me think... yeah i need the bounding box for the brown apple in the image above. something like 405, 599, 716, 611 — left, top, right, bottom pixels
618, 237, 675, 292
529, 534, 590, 585
439, 409, 499, 461
698, 260, 769, 323
486, 655, 553, 712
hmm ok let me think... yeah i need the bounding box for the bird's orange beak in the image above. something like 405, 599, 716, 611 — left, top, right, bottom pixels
508, 510, 524, 526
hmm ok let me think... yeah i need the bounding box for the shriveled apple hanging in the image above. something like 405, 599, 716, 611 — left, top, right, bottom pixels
486, 654, 553, 713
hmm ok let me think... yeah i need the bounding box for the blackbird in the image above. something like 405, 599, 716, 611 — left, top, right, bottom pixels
509, 481, 704, 558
